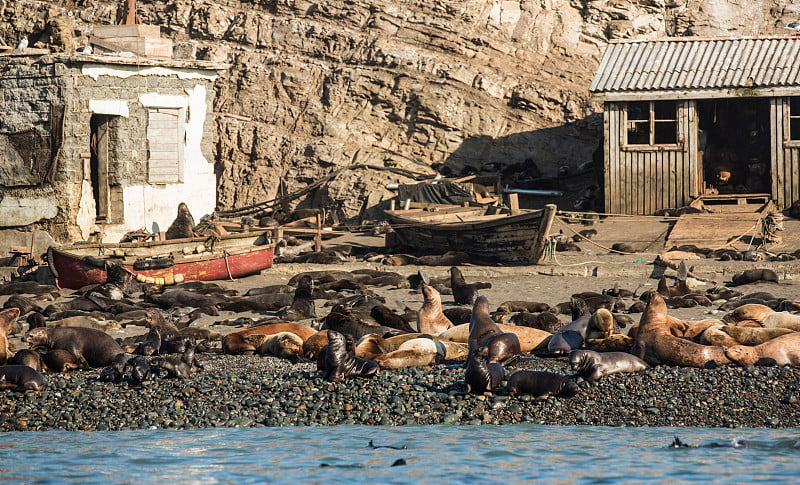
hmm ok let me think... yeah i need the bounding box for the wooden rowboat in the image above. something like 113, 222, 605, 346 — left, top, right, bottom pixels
384, 203, 557, 264
47, 230, 276, 289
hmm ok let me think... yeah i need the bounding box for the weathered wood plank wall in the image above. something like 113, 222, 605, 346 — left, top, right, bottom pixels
772, 98, 800, 210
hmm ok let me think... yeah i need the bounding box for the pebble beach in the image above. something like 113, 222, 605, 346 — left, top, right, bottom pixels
3, 254, 800, 432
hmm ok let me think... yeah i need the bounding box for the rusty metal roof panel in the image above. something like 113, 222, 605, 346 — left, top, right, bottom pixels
590, 36, 800, 93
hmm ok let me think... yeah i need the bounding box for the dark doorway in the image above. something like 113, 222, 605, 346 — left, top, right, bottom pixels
90, 114, 112, 222
697, 98, 771, 195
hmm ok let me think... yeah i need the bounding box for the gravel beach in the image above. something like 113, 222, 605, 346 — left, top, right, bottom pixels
3, 253, 800, 432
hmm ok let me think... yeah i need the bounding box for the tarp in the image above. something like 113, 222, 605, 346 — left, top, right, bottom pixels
397, 182, 475, 205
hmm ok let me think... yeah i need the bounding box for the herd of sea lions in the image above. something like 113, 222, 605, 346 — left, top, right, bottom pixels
0, 262, 799, 399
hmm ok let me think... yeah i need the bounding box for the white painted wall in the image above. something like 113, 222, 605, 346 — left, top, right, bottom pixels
80, 82, 216, 243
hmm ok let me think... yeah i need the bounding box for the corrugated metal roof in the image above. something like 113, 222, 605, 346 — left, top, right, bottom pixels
590, 36, 800, 93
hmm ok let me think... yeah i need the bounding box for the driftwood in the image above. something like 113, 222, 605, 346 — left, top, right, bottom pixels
654, 255, 717, 285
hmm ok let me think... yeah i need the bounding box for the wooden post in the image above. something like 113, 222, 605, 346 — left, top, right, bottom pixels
389, 199, 396, 211
314, 213, 322, 252
403, 199, 411, 210
508, 193, 520, 215
121, 0, 137, 25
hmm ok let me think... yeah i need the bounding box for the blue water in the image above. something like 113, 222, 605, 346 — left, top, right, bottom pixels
0, 425, 797, 484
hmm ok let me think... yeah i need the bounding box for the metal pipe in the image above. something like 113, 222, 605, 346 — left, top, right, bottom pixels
503, 186, 564, 197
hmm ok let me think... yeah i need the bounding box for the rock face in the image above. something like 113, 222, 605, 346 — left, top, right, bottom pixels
1, 0, 793, 223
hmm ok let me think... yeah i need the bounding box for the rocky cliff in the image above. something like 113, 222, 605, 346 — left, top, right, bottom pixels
2, 0, 795, 223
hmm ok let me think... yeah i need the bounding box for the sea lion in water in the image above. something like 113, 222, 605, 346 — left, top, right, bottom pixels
569, 349, 649, 382
632, 290, 731, 368
506, 370, 578, 398
9, 349, 43, 372
316, 330, 379, 382
23, 326, 125, 369
416, 284, 453, 335
725, 332, 800, 366
0, 365, 45, 391
164, 202, 196, 240
469, 296, 520, 364
0, 308, 20, 365
464, 347, 504, 394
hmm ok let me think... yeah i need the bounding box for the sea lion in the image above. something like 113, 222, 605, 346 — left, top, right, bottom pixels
506, 370, 578, 398
731, 269, 780, 286
23, 326, 125, 369
450, 267, 480, 305
510, 311, 563, 334
316, 330, 379, 382
0, 365, 45, 391
469, 296, 521, 364
258, 331, 305, 361
42, 349, 80, 372
416, 284, 453, 335
569, 349, 649, 381
3, 294, 43, 315
303, 330, 331, 359
586, 334, 633, 352
632, 290, 731, 368
720, 325, 795, 346
150, 355, 192, 379
442, 307, 473, 325
0, 281, 60, 300
586, 308, 616, 340
722, 304, 774, 324
135, 327, 162, 356
370, 305, 416, 333
438, 322, 550, 352
374, 338, 445, 369
464, 347, 504, 394
50, 316, 123, 332
725, 332, 800, 366
322, 303, 399, 340
9, 349, 43, 372
547, 315, 590, 354
760, 312, 800, 331
222, 323, 318, 354
354, 333, 392, 360
0, 308, 20, 365
164, 202, 196, 239
498, 301, 551, 313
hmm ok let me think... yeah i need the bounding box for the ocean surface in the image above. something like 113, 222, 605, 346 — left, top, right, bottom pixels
1, 425, 797, 484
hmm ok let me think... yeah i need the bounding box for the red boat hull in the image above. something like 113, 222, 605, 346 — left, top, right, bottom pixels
49, 243, 274, 289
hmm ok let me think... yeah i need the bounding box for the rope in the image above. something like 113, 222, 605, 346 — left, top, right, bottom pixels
553, 216, 658, 256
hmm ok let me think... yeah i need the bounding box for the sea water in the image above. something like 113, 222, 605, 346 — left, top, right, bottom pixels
0, 425, 797, 484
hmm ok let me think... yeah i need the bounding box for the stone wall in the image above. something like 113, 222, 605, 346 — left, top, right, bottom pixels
0, 0, 795, 227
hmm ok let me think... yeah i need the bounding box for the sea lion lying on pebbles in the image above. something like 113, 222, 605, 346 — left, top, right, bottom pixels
725, 332, 800, 366
9, 349, 43, 372
731, 269, 780, 286
0, 365, 45, 391
222, 323, 317, 354
506, 370, 578, 398
569, 349, 649, 381
469, 296, 521, 364
464, 347, 504, 394
24, 326, 125, 369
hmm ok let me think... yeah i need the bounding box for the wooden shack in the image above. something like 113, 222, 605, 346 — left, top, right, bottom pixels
590, 36, 800, 215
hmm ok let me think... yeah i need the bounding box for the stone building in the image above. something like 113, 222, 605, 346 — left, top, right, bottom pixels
0, 46, 226, 252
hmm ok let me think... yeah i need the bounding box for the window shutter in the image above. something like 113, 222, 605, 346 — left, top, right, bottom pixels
147, 107, 184, 183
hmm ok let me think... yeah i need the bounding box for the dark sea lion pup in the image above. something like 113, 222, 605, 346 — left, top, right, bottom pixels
317, 330, 379, 382
569, 349, 649, 382
0, 365, 45, 391
464, 347, 504, 394
469, 295, 521, 364
506, 370, 578, 398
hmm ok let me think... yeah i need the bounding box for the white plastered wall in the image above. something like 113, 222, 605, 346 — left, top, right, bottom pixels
78, 68, 216, 242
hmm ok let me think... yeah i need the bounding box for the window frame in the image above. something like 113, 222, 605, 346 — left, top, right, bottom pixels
621, 100, 682, 151
785, 96, 800, 147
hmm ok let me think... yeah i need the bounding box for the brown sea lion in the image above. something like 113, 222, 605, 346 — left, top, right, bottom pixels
355, 333, 393, 360
43, 349, 80, 372
370, 305, 416, 333
469, 296, 521, 364
720, 325, 795, 346
9, 349, 43, 372
317, 330, 379, 381
586, 308, 616, 340
569, 349, 650, 382
442, 307, 473, 325
0, 308, 20, 365
450, 267, 480, 305
0, 365, 45, 391
3, 294, 43, 315
24, 327, 124, 369
510, 311, 563, 334
0, 281, 60, 299
164, 202, 196, 239
439, 322, 550, 352
722, 304, 774, 324
632, 290, 731, 368
222, 322, 317, 354
322, 303, 399, 340
725, 332, 800, 366
417, 284, 453, 335
258, 332, 305, 361
760, 312, 800, 331
731, 269, 780, 286
498, 301, 551, 313
50, 316, 123, 332
374, 338, 446, 369
586, 334, 634, 352
303, 330, 331, 359
506, 370, 578, 398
